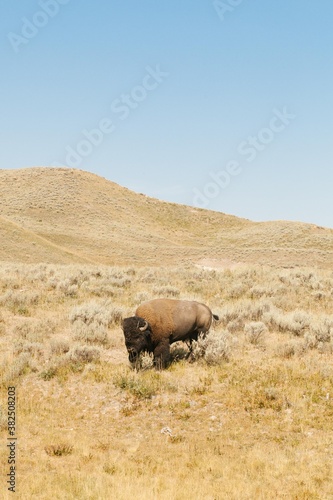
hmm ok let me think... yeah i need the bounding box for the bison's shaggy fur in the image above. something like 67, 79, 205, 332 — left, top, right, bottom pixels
122, 298, 219, 369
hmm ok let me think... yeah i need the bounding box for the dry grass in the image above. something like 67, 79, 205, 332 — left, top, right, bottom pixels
1, 263, 333, 498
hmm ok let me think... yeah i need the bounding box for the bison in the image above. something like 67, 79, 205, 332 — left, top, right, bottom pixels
122, 298, 219, 369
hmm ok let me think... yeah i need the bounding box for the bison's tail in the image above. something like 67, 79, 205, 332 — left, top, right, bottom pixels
213, 314, 219, 321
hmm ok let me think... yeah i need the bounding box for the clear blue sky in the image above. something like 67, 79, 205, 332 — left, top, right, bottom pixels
1, 1, 333, 228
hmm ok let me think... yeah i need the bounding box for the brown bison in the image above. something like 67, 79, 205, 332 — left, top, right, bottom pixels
122, 298, 219, 369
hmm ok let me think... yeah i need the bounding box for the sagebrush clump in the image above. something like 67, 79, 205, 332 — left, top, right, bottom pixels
191, 331, 232, 364
244, 321, 268, 345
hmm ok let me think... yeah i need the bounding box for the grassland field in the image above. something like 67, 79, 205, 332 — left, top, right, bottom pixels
1, 262, 333, 499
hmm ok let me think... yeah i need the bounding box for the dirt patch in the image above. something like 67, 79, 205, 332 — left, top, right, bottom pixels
195, 258, 245, 270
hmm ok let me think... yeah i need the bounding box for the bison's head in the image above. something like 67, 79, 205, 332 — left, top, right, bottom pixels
122, 316, 152, 363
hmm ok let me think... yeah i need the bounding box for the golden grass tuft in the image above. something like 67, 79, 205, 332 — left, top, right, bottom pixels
44, 443, 74, 457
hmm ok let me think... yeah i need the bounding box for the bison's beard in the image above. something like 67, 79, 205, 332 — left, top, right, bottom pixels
126, 340, 151, 363
128, 348, 139, 363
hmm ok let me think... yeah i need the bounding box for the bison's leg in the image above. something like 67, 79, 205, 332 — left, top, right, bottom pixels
185, 338, 193, 352
186, 338, 197, 363
153, 341, 170, 370
184, 338, 194, 359
185, 332, 199, 361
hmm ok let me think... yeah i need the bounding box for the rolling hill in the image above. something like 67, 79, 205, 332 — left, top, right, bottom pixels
0, 167, 332, 268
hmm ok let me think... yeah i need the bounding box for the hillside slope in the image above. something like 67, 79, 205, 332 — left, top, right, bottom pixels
0, 215, 93, 264
0, 167, 332, 268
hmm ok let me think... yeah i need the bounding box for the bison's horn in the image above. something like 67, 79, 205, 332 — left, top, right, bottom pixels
138, 320, 149, 332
